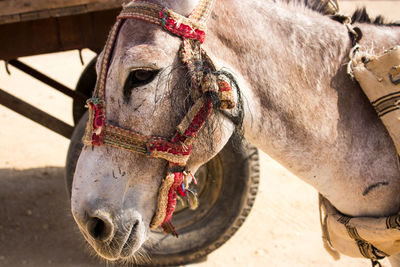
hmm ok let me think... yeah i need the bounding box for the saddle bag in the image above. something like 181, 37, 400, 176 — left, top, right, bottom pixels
320, 195, 400, 261
320, 46, 400, 261
351, 45, 400, 152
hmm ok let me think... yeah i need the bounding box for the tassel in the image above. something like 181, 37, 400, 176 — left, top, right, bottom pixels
186, 189, 199, 210
183, 170, 197, 185
162, 221, 179, 238
176, 195, 184, 207
181, 182, 186, 193
190, 171, 197, 185
184, 173, 189, 190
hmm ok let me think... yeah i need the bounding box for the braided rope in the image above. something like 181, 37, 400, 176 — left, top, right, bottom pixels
119, 4, 206, 43
119, 2, 163, 26
150, 173, 176, 230
84, 0, 238, 233
94, 20, 123, 100
189, 0, 214, 23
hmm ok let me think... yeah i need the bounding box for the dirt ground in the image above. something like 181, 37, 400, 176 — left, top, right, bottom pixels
0, 1, 399, 266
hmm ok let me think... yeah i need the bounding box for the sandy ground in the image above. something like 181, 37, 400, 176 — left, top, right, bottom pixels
0, 1, 399, 267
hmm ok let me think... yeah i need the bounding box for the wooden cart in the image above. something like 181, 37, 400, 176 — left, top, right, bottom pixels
0, 0, 124, 137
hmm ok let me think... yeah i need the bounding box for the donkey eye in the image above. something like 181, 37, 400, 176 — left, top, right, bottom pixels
124, 69, 159, 90
123, 69, 160, 101
134, 70, 153, 81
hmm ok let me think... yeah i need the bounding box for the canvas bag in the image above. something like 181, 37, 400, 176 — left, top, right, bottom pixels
320, 195, 400, 260
320, 46, 400, 261
351, 45, 400, 152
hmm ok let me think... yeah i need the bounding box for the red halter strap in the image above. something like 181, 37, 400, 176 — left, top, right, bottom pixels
83, 0, 235, 233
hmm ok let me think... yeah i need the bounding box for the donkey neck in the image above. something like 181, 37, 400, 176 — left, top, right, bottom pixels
208, 0, 400, 216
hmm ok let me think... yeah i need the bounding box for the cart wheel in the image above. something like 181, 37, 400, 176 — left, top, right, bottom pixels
65, 111, 89, 197
72, 57, 97, 125
65, 113, 260, 266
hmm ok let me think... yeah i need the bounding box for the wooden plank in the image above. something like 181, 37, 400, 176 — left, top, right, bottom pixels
0, 0, 104, 17
0, 0, 125, 25
8, 60, 87, 104
0, 8, 120, 60
0, 88, 74, 139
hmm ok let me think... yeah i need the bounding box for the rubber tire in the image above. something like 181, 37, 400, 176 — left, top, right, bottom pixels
65, 111, 89, 197
65, 112, 260, 266
72, 56, 97, 125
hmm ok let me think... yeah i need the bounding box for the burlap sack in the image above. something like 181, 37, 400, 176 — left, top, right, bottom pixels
320, 195, 400, 260
351, 46, 400, 152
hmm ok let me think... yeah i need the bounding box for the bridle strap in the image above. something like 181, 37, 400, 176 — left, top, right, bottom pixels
83, 0, 235, 232
84, 0, 234, 165
189, 0, 214, 22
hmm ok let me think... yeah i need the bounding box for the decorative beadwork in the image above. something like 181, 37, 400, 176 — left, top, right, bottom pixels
84, 0, 237, 234
83, 98, 105, 146
159, 8, 206, 43
150, 172, 185, 230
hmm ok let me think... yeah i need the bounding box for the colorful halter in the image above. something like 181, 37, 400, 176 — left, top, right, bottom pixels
83, 0, 235, 235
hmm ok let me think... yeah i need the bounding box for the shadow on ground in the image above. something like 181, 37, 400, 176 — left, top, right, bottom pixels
0, 167, 101, 267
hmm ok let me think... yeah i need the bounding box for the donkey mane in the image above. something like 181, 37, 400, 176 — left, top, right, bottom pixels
351, 7, 399, 26
279, 0, 398, 26
277, 0, 336, 15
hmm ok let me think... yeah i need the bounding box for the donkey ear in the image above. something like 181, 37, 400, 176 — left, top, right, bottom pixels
164, 0, 198, 16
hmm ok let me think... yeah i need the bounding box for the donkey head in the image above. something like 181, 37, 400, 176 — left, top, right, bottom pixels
71, 0, 237, 261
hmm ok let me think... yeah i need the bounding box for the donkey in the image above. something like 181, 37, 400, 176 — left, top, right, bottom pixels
71, 0, 400, 265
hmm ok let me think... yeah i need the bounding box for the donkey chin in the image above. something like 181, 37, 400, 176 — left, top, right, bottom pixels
74, 205, 148, 261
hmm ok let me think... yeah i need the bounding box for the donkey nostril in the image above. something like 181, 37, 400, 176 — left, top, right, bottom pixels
93, 218, 105, 239
88, 216, 113, 241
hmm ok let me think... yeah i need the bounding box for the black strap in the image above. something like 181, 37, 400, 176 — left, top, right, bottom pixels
350, 26, 363, 47
330, 14, 363, 47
